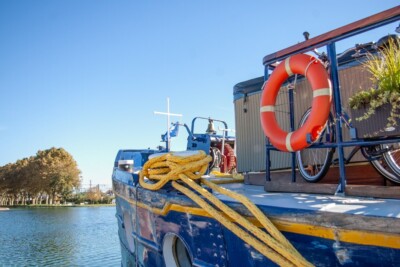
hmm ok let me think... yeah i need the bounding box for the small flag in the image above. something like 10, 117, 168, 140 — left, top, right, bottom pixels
161, 122, 180, 142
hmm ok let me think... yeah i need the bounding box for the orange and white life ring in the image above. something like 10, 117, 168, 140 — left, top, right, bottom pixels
260, 54, 332, 152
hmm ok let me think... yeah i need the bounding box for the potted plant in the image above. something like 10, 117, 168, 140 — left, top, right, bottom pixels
349, 35, 400, 138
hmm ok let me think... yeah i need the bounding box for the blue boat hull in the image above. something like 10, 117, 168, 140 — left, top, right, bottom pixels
113, 178, 400, 267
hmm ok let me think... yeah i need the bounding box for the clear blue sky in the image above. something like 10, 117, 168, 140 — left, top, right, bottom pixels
1, 1, 398, 188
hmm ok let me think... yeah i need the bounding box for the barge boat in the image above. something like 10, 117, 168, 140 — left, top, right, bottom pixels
113, 7, 400, 267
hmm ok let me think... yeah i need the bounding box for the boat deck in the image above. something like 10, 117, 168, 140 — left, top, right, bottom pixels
204, 179, 400, 239
214, 182, 400, 219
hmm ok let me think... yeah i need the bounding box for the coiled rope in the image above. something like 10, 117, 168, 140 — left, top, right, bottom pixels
139, 150, 312, 267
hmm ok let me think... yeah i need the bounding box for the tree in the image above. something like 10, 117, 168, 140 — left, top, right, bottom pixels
86, 185, 102, 204
0, 147, 81, 205
13, 158, 32, 205
0, 163, 14, 205
34, 147, 81, 204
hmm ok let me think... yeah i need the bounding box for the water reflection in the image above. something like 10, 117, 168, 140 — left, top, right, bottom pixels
0, 207, 120, 266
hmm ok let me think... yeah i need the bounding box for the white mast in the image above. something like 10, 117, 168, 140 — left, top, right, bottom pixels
154, 97, 182, 151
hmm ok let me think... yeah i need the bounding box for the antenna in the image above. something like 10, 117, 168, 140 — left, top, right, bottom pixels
154, 97, 183, 151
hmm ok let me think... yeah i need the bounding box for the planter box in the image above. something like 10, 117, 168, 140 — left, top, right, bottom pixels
351, 104, 400, 138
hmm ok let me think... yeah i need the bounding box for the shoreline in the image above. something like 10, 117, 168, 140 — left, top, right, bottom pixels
0, 204, 115, 209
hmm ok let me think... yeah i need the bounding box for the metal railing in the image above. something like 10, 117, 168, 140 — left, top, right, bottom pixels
262, 6, 400, 193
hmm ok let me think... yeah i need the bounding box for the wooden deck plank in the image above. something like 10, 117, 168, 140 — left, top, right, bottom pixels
264, 181, 400, 199
264, 181, 337, 195
246, 163, 400, 198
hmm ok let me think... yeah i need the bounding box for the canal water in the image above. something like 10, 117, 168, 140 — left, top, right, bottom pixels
0, 206, 120, 266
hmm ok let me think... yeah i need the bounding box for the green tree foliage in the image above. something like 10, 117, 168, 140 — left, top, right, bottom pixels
86, 185, 102, 204
0, 147, 81, 205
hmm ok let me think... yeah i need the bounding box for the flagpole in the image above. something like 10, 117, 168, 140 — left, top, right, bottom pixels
154, 97, 182, 151
167, 97, 170, 151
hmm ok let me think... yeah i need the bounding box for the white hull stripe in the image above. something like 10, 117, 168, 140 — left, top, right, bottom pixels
260, 106, 275, 112
286, 132, 294, 152
285, 57, 293, 76
313, 88, 331, 98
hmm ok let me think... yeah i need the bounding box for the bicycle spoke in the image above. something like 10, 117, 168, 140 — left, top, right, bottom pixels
365, 144, 400, 184
296, 108, 335, 182
382, 142, 400, 180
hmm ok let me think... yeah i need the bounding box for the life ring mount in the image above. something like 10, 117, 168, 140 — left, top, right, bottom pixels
260, 54, 332, 152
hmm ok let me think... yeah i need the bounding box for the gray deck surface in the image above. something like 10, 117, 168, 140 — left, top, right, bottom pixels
213, 183, 400, 218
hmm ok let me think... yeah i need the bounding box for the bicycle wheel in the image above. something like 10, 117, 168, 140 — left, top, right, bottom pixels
363, 144, 400, 184
382, 142, 400, 183
296, 108, 336, 182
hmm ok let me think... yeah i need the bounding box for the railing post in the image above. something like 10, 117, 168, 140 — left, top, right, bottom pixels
264, 66, 271, 182
327, 42, 346, 194
288, 86, 296, 182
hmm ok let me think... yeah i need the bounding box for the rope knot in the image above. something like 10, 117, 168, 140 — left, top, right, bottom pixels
139, 150, 212, 190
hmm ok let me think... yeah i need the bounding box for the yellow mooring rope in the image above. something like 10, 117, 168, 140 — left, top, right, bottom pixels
139, 150, 313, 267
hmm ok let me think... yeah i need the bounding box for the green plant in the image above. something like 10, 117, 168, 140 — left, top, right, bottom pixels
349, 36, 400, 127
